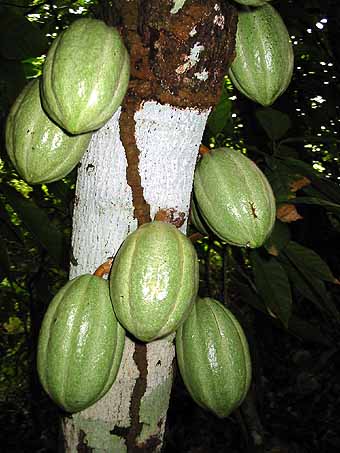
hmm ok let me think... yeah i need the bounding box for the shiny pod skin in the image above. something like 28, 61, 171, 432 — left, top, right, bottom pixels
229, 4, 294, 106
41, 18, 130, 134
5, 79, 91, 185
176, 297, 252, 418
194, 148, 276, 248
37, 274, 125, 413
109, 221, 199, 342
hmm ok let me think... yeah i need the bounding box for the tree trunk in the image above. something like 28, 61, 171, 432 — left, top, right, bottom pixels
62, 1, 237, 451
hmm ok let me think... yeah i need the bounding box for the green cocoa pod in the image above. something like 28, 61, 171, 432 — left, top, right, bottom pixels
109, 221, 199, 342
190, 196, 209, 236
41, 18, 130, 134
5, 79, 91, 185
229, 4, 294, 106
176, 297, 252, 418
37, 274, 125, 413
193, 148, 276, 248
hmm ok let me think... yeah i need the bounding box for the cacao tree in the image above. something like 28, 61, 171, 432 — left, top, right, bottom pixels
59, 2, 238, 450
1, 0, 340, 452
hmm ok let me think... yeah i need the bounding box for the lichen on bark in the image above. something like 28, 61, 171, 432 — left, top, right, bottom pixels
73, 418, 127, 453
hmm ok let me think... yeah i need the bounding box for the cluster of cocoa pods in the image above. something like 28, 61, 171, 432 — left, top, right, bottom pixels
7, 2, 294, 419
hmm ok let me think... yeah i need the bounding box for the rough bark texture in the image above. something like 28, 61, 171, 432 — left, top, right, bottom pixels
63, 1, 237, 451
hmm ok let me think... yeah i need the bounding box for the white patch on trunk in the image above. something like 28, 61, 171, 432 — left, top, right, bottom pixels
214, 3, 225, 28
135, 101, 210, 227
194, 68, 209, 81
70, 109, 136, 279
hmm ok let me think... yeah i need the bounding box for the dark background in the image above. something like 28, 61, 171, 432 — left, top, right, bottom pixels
1, 0, 340, 451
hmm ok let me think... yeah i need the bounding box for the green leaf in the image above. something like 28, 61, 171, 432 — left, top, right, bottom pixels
206, 82, 232, 135
284, 241, 336, 283
0, 201, 24, 243
275, 144, 299, 159
1, 184, 67, 267
264, 220, 291, 256
255, 107, 292, 141
22, 56, 44, 79
3, 315, 24, 334
274, 158, 340, 205
250, 250, 292, 328
264, 156, 297, 200
233, 276, 329, 345
288, 197, 340, 213
285, 316, 330, 346
281, 157, 340, 199
232, 279, 265, 311
303, 179, 340, 206
279, 251, 340, 321
280, 158, 316, 176
0, 10, 48, 60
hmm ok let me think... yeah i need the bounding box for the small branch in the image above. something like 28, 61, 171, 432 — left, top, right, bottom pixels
199, 144, 210, 156
239, 386, 266, 453
93, 258, 113, 278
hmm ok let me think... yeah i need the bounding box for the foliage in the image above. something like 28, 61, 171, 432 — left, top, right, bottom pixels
0, 0, 339, 451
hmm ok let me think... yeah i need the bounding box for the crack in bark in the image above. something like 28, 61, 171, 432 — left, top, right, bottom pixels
119, 99, 151, 227
125, 342, 149, 452
76, 430, 93, 452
